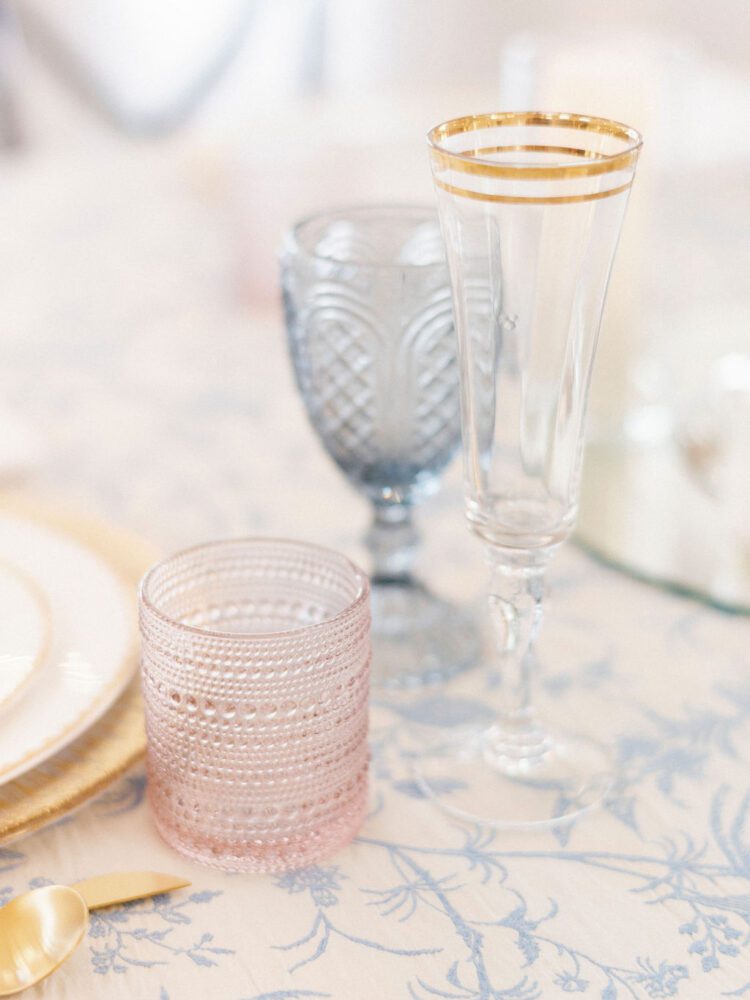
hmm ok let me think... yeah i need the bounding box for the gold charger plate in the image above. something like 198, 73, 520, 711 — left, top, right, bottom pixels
0, 492, 157, 846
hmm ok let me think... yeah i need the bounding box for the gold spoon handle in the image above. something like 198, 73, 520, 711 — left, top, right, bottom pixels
70, 872, 191, 910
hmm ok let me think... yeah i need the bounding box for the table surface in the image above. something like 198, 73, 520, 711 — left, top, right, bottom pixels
2, 144, 750, 1000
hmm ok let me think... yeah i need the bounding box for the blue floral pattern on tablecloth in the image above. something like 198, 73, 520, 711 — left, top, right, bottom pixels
6, 587, 744, 1000
5, 553, 746, 999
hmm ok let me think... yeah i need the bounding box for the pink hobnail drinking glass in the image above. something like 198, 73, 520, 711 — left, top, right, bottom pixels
139, 537, 371, 873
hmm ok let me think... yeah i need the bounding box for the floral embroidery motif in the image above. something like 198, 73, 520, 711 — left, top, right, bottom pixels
87, 890, 233, 974
275, 864, 440, 974
276, 867, 345, 909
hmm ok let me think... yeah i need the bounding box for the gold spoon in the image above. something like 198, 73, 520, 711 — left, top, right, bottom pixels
0, 872, 191, 996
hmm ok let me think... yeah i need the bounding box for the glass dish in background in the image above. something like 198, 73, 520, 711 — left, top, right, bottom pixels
499, 32, 750, 612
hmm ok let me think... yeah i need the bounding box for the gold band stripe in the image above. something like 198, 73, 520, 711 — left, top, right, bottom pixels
428, 112, 642, 181
432, 147, 638, 181
431, 111, 641, 143
465, 144, 608, 160
432, 146, 639, 181
433, 177, 634, 205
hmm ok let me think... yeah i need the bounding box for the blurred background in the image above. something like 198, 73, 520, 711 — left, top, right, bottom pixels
1, 0, 749, 606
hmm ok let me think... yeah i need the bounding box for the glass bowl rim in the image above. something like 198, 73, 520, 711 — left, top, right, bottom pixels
281, 203, 447, 270
427, 111, 643, 177
139, 536, 370, 641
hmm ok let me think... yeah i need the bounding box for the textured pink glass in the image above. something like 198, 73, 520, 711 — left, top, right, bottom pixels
139, 538, 371, 873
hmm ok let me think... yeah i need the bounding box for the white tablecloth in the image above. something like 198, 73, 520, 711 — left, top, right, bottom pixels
1, 144, 749, 999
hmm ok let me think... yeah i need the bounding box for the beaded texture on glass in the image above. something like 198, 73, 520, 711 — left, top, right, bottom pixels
139, 539, 370, 873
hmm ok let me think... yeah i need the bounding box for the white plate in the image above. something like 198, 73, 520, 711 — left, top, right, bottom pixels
0, 562, 50, 711
0, 514, 135, 784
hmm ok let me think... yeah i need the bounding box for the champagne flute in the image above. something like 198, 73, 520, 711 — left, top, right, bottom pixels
417, 112, 642, 828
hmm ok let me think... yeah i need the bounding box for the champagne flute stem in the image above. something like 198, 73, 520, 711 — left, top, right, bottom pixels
484, 547, 553, 768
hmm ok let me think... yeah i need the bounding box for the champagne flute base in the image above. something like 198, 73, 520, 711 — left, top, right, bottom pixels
413, 725, 612, 830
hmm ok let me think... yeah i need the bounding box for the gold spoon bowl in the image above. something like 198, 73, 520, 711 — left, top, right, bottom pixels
0, 886, 88, 995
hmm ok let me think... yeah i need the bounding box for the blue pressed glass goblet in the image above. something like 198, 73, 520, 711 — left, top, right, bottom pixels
281, 205, 478, 687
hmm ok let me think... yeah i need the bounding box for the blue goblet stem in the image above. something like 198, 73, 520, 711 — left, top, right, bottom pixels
365, 502, 419, 586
